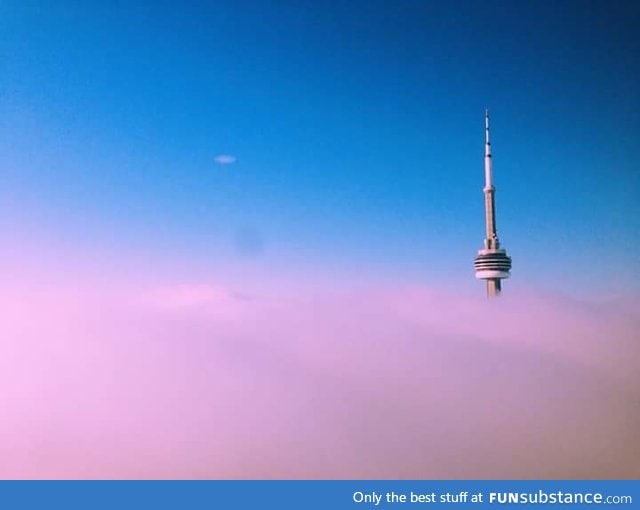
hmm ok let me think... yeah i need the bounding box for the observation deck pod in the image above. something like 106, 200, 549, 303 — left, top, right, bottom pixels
474, 248, 512, 280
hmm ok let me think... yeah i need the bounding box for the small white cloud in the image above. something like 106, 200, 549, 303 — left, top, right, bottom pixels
214, 154, 237, 165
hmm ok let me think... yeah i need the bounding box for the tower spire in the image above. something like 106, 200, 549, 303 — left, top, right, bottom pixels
474, 109, 512, 297
485, 108, 490, 145
484, 109, 493, 189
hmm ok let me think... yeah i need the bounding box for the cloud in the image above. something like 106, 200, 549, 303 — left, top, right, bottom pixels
214, 154, 237, 165
138, 284, 237, 310
0, 280, 638, 479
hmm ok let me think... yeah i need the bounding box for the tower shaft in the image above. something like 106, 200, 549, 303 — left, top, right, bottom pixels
484, 190, 497, 247
486, 279, 501, 297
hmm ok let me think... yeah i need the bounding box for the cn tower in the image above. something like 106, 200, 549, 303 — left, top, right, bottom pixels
473, 110, 512, 297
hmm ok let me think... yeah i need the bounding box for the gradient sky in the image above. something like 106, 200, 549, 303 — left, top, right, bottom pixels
2, 1, 640, 480
1, 0, 639, 297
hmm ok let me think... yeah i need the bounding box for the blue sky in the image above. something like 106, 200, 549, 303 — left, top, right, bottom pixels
1, 0, 639, 296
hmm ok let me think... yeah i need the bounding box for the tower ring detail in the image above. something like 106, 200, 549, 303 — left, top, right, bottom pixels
474, 249, 512, 280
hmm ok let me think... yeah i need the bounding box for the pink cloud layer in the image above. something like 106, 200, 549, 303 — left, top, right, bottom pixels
0, 281, 638, 479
